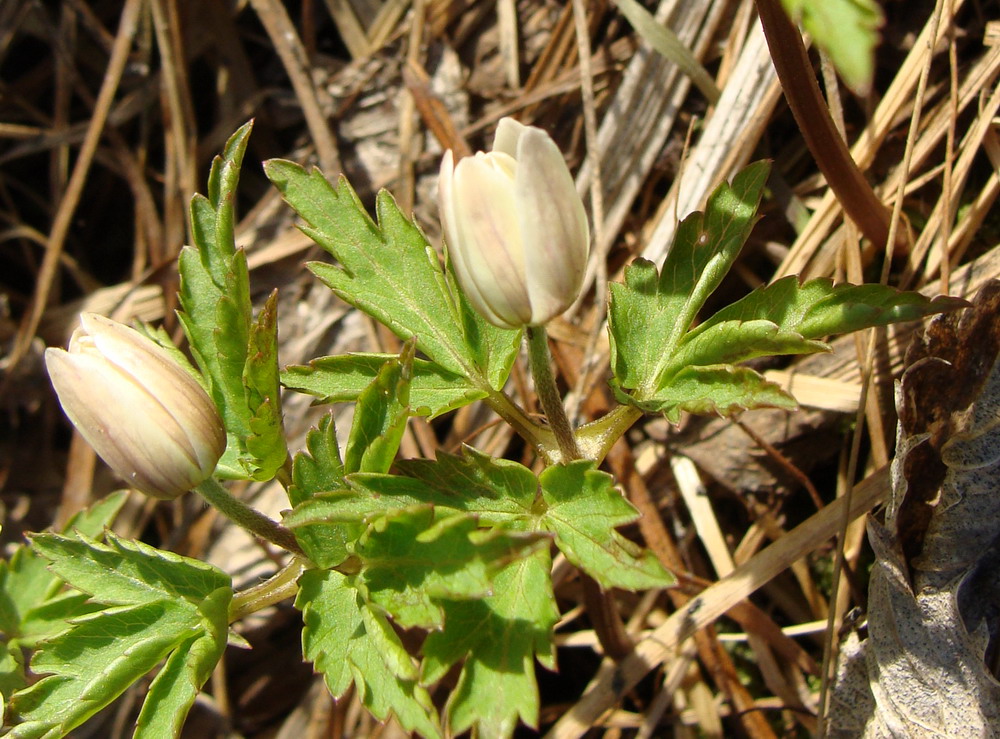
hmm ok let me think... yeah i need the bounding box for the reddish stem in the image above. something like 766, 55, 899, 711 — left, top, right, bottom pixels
756, 0, 905, 254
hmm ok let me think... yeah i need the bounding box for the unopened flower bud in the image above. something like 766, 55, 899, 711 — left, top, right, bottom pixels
45, 314, 225, 500
439, 117, 590, 329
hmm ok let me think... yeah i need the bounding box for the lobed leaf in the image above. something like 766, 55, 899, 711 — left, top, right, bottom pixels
266, 159, 520, 405
265, 161, 467, 375
297, 569, 441, 738
422, 551, 558, 738
608, 161, 770, 397
180, 121, 285, 481
539, 462, 673, 590
7, 532, 230, 737
242, 290, 288, 480
343, 340, 414, 475
282, 353, 486, 419
288, 414, 354, 568
355, 507, 548, 630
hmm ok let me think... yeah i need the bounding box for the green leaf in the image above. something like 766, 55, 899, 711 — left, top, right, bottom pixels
8, 532, 230, 738
28, 532, 230, 606
0, 640, 25, 703
780, 0, 882, 94
134, 588, 230, 738
422, 551, 557, 737
539, 462, 673, 590
297, 569, 441, 739
265, 160, 521, 402
446, 251, 522, 392
294, 452, 671, 591
179, 125, 255, 478
355, 507, 547, 630
265, 161, 467, 374
609, 162, 770, 398
690, 276, 966, 345
283, 353, 487, 419
9, 602, 196, 739
621, 364, 798, 423
243, 290, 288, 480
343, 341, 414, 475
643, 278, 968, 420
0, 492, 127, 647
289, 414, 354, 568
286, 448, 539, 530
180, 121, 286, 482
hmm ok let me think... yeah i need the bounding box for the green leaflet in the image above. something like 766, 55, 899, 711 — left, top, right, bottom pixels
265, 159, 520, 403
780, 0, 882, 93
7, 532, 230, 738
297, 570, 441, 739
609, 162, 966, 421
179, 121, 286, 481
282, 353, 486, 419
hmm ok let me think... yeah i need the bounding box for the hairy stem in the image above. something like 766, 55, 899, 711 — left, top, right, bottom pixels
229, 557, 308, 622
196, 477, 303, 556
525, 325, 581, 462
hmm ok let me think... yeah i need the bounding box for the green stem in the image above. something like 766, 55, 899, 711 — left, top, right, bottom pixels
229, 557, 308, 622
483, 386, 559, 463
576, 404, 644, 464
195, 477, 303, 556
525, 325, 581, 462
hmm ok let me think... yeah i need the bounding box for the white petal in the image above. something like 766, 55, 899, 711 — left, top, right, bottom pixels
514, 128, 590, 323
78, 314, 223, 469
493, 117, 529, 158
449, 155, 532, 328
46, 347, 202, 498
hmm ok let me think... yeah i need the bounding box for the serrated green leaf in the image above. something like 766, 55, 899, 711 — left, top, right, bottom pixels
288, 415, 354, 568
781, 0, 882, 94
609, 161, 770, 398
539, 462, 673, 590
0, 640, 26, 702
297, 569, 441, 739
422, 551, 557, 737
690, 276, 966, 345
8, 532, 230, 738
670, 319, 828, 372
282, 353, 487, 419
619, 364, 798, 423
243, 290, 288, 480
0, 492, 127, 646
265, 160, 471, 376
344, 341, 413, 475
134, 588, 229, 739
181, 121, 287, 482
29, 531, 230, 606
287, 448, 538, 530
8, 602, 194, 738
62, 490, 129, 539
355, 507, 547, 630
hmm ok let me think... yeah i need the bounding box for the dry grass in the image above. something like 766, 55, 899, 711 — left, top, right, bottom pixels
2, 0, 999, 736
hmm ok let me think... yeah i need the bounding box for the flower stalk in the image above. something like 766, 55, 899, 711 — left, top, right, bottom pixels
525, 325, 581, 462
196, 477, 303, 556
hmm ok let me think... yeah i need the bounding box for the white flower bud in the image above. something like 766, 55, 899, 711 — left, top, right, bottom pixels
439, 117, 590, 329
45, 314, 225, 500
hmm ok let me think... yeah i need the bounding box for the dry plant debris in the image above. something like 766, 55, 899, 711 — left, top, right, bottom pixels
1, 0, 999, 736
829, 281, 1000, 737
